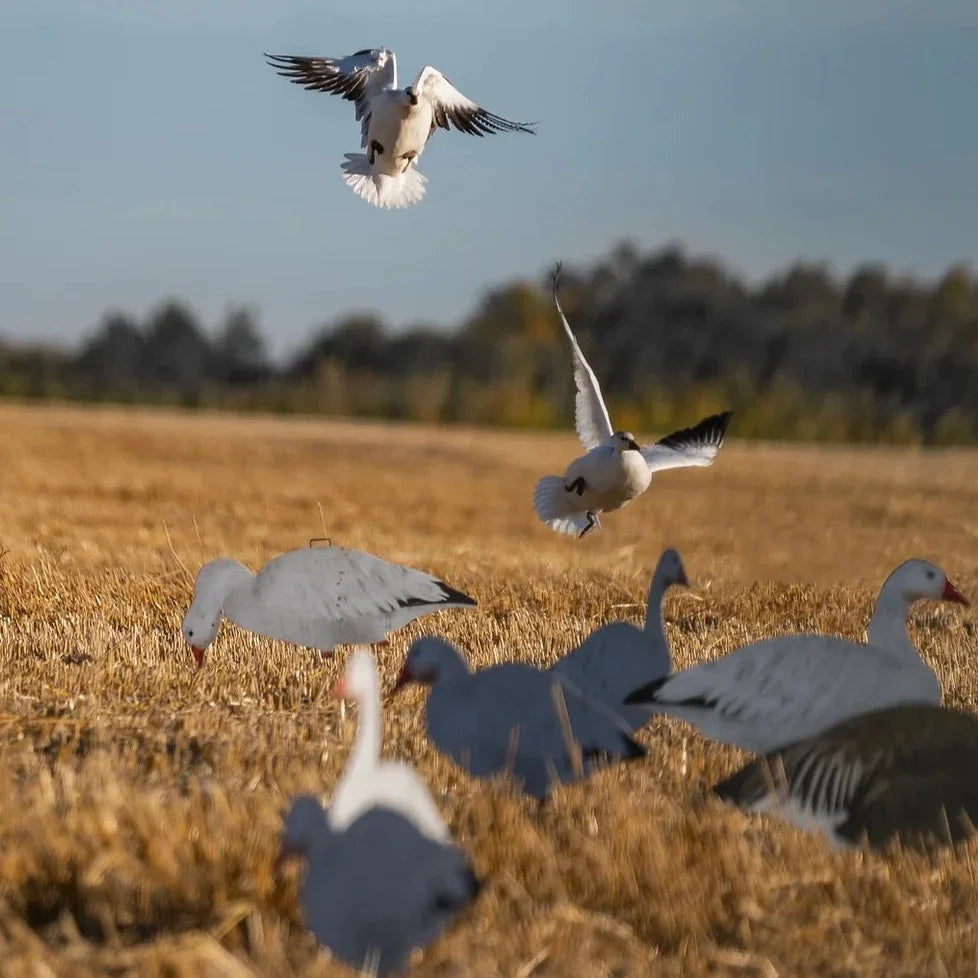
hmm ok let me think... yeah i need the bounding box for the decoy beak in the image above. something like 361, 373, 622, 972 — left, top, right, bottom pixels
943, 580, 969, 605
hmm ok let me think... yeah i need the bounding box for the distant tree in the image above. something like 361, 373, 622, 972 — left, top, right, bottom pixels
141, 300, 212, 392
75, 312, 145, 391
214, 306, 270, 384
289, 315, 387, 377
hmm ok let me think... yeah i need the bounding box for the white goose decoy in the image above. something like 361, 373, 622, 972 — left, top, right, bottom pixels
533, 264, 732, 538
713, 704, 978, 850
328, 647, 450, 843
624, 559, 968, 753
551, 548, 688, 731
280, 796, 480, 977
265, 47, 535, 209
181, 545, 476, 668
395, 636, 646, 800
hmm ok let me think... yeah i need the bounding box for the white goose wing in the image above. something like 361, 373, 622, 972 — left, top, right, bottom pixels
640, 410, 732, 473
413, 65, 536, 136
265, 48, 397, 146
223, 546, 475, 652
551, 263, 613, 451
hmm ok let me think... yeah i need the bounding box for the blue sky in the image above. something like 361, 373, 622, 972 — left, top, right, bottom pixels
2, 0, 976, 357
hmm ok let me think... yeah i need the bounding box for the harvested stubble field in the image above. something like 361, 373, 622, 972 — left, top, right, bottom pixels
2, 401, 978, 978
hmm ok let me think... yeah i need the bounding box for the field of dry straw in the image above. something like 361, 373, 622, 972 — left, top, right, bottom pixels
2, 401, 978, 978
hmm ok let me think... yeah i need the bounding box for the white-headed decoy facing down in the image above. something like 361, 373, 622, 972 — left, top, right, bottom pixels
394, 636, 646, 800
551, 548, 687, 731
264, 47, 535, 209
533, 264, 733, 538
280, 795, 480, 977
327, 648, 450, 843
713, 704, 978, 850
623, 559, 968, 754
181, 545, 476, 668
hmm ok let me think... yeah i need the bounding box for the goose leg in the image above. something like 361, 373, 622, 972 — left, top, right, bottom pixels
578, 511, 600, 538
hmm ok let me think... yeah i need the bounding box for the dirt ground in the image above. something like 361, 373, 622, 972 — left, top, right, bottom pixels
1, 401, 977, 978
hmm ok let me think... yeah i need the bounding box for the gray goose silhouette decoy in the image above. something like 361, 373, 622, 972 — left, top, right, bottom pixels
550, 548, 687, 731
395, 636, 646, 800
280, 795, 480, 975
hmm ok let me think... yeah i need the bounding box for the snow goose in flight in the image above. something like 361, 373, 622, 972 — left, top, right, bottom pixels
280, 796, 480, 976
327, 648, 449, 843
713, 704, 978, 850
181, 545, 475, 668
533, 264, 732, 538
264, 47, 535, 209
550, 548, 688, 731
394, 636, 646, 800
624, 559, 967, 753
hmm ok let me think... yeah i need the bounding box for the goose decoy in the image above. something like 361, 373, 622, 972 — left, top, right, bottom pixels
713, 703, 978, 850
328, 647, 449, 843
551, 548, 687, 730
181, 544, 475, 668
395, 636, 645, 800
280, 796, 480, 975
624, 559, 967, 752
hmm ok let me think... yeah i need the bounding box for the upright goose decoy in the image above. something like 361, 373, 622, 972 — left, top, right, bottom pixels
280, 796, 480, 976
624, 559, 967, 753
533, 264, 733, 538
265, 47, 535, 209
181, 545, 475, 668
328, 648, 449, 843
713, 704, 978, 850
550, 548, 687, 730
395, 636, 646, 800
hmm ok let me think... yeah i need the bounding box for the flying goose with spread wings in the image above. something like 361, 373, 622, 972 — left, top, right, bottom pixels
533, 264, 733, 537
265, 47, 535, 209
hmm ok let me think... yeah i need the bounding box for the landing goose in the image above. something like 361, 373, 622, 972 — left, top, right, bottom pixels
533, 264, 732, 538
181, 545, 475, 668
265, 47, 535, 209
624, 559, 967, 753
395, 636, 645, 800
714, 704, 978, 849
550, 548, 687, 730
280, 796, 480, 976
327, 648, 449, 843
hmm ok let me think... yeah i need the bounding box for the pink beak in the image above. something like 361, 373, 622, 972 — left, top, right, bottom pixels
330, 675, 348, 700
190, 646, 205, 669
943, 579, 969, 606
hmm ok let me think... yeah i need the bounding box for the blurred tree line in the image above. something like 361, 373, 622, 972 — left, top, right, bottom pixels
4, 241, 978, 443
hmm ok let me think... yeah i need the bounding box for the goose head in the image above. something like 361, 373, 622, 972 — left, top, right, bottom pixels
394, 637, 469, 691
404, 85, 419, 107
611, 430, 641, 453
655, 547, 689, 588
181, 558, 250, 669
883, 558, 968, 607
331, 646, 376, 701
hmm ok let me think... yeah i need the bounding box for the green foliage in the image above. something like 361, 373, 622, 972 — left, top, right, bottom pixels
3, 242, 978, 444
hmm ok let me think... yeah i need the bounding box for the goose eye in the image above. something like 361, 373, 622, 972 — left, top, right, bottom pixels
927, 570, 936, 579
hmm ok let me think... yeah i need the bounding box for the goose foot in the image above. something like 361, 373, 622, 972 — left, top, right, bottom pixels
578, 511, 600, 538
